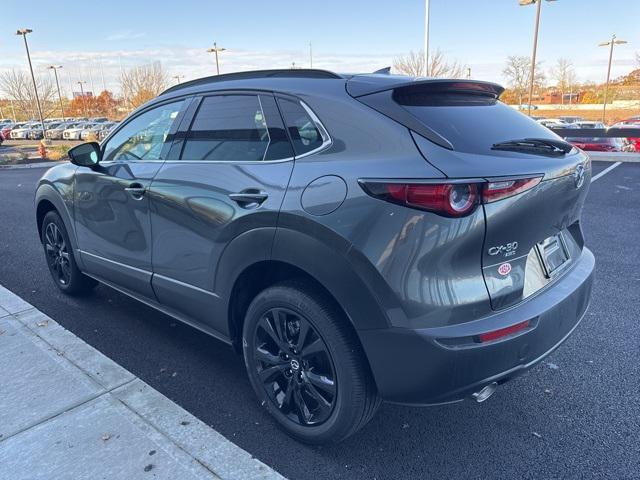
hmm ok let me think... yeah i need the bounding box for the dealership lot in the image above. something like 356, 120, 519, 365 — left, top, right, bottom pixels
0, 161, 638, 479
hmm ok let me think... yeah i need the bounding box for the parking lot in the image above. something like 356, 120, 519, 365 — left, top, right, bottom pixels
0, 160, 638, 479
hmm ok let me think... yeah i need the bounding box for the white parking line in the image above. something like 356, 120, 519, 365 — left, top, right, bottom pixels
591, 162, 622, 183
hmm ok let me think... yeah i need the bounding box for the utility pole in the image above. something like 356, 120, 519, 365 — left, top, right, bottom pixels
424, 0, 430, 76
173, 75, 185, 84
48, 65, 65, 121
16, 28, 46, 137
207, 42, 226, 75
10, 99, 17, 122
466, 67, 471, 79
77, 81, 88, 117
599, 34, 627, 124
309, 42, 313, 68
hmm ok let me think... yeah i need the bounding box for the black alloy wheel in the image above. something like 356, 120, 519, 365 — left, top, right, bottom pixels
44, 221, 71, 286
253, 307, 337, 426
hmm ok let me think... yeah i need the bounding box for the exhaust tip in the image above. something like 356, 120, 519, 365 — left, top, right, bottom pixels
472, 382, 498, 403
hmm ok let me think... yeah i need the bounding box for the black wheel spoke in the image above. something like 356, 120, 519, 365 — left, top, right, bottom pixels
258, 364, 287, 383
295, 320, 310, 351
306, 370, 336, 396
293, 386, 312, 424
303, 379, 332, 412
255, 346, 286, 367
280, 378, 295, 411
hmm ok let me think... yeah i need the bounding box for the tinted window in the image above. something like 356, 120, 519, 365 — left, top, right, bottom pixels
395, 92, 560, 154
181, 95, 270, 161
259, 95, 294, 160
277, 98, 325, 156
103, 101, 183, 162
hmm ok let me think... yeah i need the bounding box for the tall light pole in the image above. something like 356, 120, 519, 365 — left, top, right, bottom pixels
309, 42, 313, 68
77, 81, 88, 117
206, 42, 226, 75
424, 0, 430, 76
16, 28, 46, 137
173, 75, 185, 84
599, 34, 627, 124
48, 65, 65, 121
519, 0, 556, 116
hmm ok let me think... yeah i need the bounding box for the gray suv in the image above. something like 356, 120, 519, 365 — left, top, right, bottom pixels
35, 69, 594, 444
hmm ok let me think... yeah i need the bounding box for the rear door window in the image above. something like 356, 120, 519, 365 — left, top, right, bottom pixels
181, 95, 273, 161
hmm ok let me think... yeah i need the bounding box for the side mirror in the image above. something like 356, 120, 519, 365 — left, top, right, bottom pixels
68, 142, 101, 167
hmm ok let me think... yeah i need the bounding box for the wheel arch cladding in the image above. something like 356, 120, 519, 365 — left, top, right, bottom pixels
35, 186, 78, 254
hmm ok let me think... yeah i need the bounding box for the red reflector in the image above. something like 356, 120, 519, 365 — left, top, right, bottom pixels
482, 177, 541, 203
478, 320, 530, 343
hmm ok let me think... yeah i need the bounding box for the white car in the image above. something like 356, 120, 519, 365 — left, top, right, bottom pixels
10, 123, 40, 139
536, 118, 570, 129
63, 123, 90, 140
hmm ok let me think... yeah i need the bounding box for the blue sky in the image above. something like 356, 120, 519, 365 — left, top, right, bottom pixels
1, 0, 638, 95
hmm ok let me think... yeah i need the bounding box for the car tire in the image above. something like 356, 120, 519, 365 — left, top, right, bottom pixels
242, 280, 380, 444
41, 211, 97, 295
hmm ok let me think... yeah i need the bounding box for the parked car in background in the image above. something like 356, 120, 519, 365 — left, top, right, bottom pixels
63, 123, 93, 140
566, 136, 624, 152
573, 121, 606, 129
29, 122, 63, 140
46, 122, 75, 140
610, 121, 640, 151
36, 70, 594, 444
1, 124, 15, 140
537, 118, 570, 129
10, 122, 40, 139
98, 121, 118, 141
558, 116, 584, 124
90, 117, 109, 123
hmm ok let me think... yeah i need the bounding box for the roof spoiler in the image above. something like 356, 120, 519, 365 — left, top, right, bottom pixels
346, 77, 504, 99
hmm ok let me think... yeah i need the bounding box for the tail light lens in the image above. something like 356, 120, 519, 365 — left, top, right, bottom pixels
361, 176, 541, 217
482, 177, 541, 203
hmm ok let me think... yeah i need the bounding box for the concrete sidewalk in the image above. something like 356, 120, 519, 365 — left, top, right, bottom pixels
0, 284, 284, 480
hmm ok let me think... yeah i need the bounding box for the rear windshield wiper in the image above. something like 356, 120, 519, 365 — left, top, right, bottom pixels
491, 138, 574, 156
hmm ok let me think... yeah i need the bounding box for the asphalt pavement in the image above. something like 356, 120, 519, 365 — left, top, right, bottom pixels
0, 161, 638, 480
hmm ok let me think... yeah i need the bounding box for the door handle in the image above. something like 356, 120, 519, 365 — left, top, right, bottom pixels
125, 183, 146, 200
228, 190, 269, 207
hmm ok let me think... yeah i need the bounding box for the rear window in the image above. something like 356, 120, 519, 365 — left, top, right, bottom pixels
394, 91, 559, 154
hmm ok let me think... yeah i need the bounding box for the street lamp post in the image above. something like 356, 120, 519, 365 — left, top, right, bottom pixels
16, 28, 46, 137
424, 0, 430, 76
599, 34, 627, 124
206, 42, 226, 75
519, 0, 556, 116
48, 65, 65, 121
173, 75, 185, 85
309, 42, 313, 68
77, 81, 88, 117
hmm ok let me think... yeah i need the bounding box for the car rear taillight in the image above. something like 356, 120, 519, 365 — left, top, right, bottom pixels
482, 177, 541, 203
360, 176, 541, 217
363, 182, 479, 217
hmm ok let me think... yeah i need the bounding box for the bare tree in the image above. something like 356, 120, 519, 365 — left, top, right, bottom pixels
502, 55, 546, 105
393, 49, 466, 78
550, 58, 577, 104
120, 62, 169, 109
0, 69, 57, 119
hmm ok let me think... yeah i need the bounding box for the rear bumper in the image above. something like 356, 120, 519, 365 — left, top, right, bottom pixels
359, 248, 594, 405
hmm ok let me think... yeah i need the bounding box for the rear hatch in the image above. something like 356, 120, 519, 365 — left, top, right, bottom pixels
350, 77, 591, 310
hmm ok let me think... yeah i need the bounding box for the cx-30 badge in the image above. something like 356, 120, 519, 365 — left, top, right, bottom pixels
488, 242, 518, 257
573, 163, 586, 189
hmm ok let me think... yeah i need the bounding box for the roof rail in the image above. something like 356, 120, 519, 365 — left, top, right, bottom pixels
161, 69, 343, 95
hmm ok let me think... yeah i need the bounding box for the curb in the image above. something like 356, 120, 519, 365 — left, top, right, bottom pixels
0, 284, 285, 480
0, 160, 66, 170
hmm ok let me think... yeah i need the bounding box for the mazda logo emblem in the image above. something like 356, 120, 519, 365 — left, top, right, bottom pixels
290, 359, 300, 370
573, 164, 585, 189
